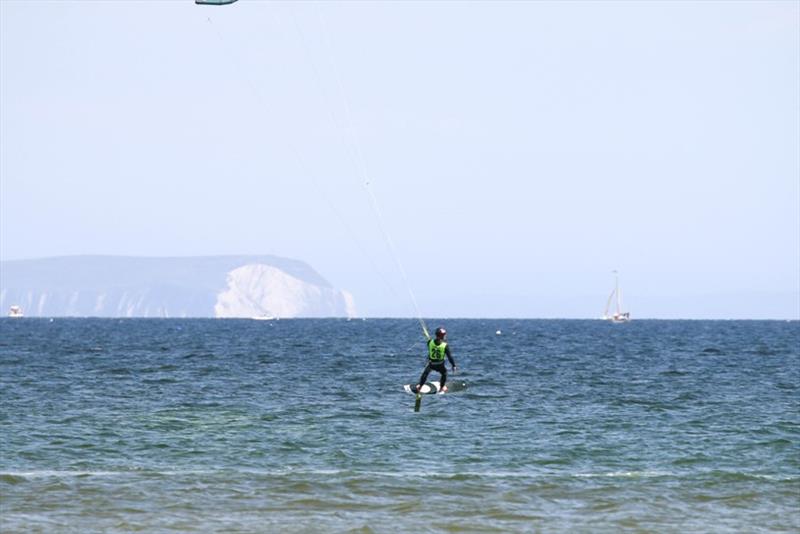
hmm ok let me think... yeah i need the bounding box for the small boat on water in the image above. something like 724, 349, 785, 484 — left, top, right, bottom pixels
8, 305, 24, 318
603, 271, 630, 323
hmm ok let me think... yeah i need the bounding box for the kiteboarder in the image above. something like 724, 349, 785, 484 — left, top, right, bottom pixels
416, 327, 456, 393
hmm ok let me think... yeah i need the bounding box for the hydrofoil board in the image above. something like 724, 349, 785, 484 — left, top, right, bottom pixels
404, 381, 444, 395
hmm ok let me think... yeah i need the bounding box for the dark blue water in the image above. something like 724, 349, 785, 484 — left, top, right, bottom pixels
1, 319, 798, 532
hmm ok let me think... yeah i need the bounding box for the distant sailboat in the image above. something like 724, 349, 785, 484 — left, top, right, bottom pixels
603, 271, 630, 323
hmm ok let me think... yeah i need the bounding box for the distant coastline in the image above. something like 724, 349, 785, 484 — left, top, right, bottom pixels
0, 255, 356, 319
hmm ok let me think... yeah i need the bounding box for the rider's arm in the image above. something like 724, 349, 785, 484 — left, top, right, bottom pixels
446, 345, 456, 368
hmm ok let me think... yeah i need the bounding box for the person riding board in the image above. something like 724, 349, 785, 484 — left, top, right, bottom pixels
416, 327, 456, 393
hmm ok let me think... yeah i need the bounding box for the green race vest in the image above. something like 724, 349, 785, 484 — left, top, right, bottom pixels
428, 339, 447, 363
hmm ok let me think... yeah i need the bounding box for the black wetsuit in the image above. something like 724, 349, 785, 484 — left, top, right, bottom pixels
417, 339, 455, 389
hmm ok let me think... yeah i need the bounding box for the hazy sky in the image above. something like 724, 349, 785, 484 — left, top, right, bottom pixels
1, 0, 798, 319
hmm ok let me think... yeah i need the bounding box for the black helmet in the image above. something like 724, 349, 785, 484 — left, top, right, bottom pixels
435, 327, 447, 339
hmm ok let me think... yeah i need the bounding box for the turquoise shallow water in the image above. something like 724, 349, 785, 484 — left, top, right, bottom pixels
1, 318, 798, 532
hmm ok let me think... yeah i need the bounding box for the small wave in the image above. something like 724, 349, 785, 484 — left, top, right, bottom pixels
101, 367, 133, 376
0, 470, 123, 479
0, 473, 27, 484
142, 377, 178, 384
0, 467, 639, 481
659, 369, 689, 377
698, 470, 799, 483
751, 346, 780, 356
572, 470, 672, 479
0, 469, 217, 479
2, 467, 795, 484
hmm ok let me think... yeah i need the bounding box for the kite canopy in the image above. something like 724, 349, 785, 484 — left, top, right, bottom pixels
195, 0, 238, 5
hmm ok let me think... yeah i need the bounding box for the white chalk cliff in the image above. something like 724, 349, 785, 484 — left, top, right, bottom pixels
215, 264, 356, 318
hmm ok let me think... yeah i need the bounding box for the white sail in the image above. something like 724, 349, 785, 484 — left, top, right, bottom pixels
603, 271, 630, 322
603, 290, 615, 319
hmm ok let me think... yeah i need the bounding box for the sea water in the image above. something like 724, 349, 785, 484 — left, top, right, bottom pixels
1, 318, 798, 532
